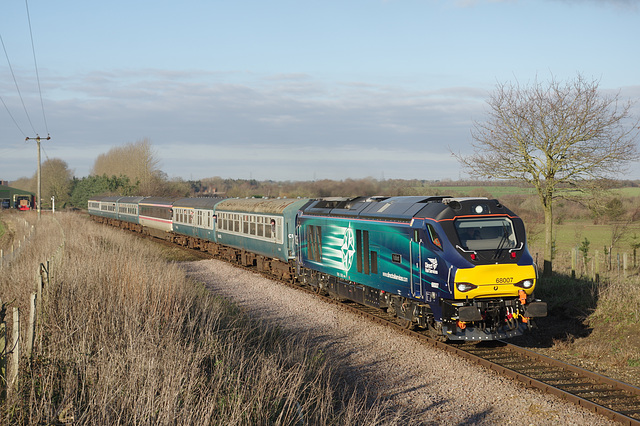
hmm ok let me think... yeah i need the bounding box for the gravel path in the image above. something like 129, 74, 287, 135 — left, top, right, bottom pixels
182, 259, 616, 425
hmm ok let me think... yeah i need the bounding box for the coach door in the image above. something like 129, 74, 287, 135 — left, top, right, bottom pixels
410, 230, 423, 299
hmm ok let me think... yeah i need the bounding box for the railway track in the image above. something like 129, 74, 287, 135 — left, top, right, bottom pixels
334, 299, 640, 426
130, 226, 640, 425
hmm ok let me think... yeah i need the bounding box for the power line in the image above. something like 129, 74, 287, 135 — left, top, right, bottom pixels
0, 94, 28, 138
24, 0, 49, 134
0, 31, 37, 135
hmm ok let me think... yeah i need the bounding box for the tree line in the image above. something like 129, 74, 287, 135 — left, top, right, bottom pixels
9, 138, 192, 210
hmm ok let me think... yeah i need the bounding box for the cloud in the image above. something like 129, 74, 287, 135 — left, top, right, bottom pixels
545, 0, 639, 9
0, 69, 513, 181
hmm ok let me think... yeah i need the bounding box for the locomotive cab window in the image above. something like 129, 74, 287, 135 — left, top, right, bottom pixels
455, 218, 517, 251
426, 224, 442, 250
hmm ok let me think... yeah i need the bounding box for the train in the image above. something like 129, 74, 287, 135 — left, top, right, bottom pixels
88, 194, 547, 341
15, 195, 35, 211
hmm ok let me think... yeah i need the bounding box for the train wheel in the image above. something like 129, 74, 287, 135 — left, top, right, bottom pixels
397, 318, 413, 330
427, 322, 447, 342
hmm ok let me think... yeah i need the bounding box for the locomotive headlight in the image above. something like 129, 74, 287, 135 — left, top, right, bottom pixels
456, 282, 478, 292
472, 204, 489, 214
515, 279, 534, 289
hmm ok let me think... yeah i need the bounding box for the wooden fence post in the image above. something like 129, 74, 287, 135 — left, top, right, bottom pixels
594, 250, 600, 283
36, 272, 43, 325
26, 293, 36, 359
571, 248, 577, 279
0, 298, 6, 400
9, 307, 19, 396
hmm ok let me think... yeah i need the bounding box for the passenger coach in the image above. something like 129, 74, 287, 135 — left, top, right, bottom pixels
139, 197, 175, 239
172, 197, 226, 248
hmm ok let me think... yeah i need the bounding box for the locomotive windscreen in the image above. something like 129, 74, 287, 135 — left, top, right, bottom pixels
455, 218, 517, 251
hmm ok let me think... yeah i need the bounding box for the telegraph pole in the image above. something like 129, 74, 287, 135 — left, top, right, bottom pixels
25, 134, 51, 220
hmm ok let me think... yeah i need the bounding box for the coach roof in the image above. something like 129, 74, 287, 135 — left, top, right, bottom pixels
215, 198, 310, 214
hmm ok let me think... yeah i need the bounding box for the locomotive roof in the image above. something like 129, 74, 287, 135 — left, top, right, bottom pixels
301, 196, 452, 220
300, 196, 514, 221
215, 197, 310, 214
418, 197, 515, 221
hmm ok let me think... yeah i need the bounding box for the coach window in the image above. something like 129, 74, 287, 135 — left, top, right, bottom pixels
275, 218, 283, 243
264, 219, 272, 238
257, 217, 264, 237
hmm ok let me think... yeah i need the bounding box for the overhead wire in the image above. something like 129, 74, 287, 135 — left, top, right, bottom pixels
0, 31, 36, 135
0, 0, 50, 138
0, 93, 27, 138
24, 0, 49, 135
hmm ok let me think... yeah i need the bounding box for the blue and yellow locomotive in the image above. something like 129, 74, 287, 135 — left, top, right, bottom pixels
88, 194, 546, 341
296, 196, 546, 340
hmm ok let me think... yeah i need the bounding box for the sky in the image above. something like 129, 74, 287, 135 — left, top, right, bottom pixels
1, 0, 639, 183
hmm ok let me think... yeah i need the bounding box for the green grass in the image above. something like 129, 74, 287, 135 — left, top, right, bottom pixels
552, 220, 640, 253
0, 220, 5, 239
611, 187, 640, 197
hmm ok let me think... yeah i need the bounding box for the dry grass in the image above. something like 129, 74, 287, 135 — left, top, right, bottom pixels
537, 271, 640, 371
1, 212, 412, 425
0, 211, 62, 322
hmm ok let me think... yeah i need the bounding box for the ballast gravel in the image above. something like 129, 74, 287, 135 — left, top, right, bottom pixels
182, 259, 616, 425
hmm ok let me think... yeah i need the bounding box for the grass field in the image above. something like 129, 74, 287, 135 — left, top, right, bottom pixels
544, 221, 640, 254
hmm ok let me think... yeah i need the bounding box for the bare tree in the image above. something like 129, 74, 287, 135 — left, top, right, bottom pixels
41, 158, 73, 208
10, 159, 73, 208
455, 74, 640, 276
91, 138, 162, 194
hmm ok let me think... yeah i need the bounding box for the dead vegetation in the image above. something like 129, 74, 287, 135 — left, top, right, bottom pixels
1, 212, 411, 425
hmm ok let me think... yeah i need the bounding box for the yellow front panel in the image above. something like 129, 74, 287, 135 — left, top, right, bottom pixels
454, 264, 536, 299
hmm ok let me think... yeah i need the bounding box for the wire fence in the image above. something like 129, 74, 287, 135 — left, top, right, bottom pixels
0, 217, 35, 270
0, 213, 64, 402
